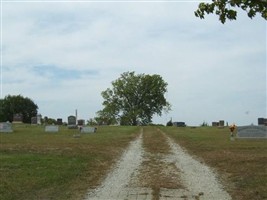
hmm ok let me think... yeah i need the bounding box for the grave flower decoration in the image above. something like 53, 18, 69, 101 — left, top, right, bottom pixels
229, 124, 236, 137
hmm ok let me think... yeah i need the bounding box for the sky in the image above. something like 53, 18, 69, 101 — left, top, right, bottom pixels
1, 0, 266, 126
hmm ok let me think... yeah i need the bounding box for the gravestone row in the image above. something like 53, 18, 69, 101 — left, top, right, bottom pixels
212, 120, 225, 127
0, 123, 96, 134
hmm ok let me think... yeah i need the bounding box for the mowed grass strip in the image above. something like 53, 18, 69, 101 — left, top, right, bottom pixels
161, 126, 267, 200
0, 124, 140, 200
140, 127, 183, 200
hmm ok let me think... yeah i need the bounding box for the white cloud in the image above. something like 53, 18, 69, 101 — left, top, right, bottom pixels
1, 1, 266, 125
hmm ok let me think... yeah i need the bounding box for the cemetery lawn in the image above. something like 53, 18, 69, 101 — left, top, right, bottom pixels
1, 125, 266, 200
160, 126, 267, 200
0, 124, 139, 200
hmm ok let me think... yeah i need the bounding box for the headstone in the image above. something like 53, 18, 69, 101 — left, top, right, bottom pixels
45, 125, 59, 132
212, 122, 219, 127
81, 126, 97, 133
237, 125, 267, 139
258, 117, 267, 126
68, 115, 77, 129
219, 120, 225, 127
0, 122, 13, 133
37, 114, 42, 125
13, 113, 23, 123
77, 119, 85, 126
57, 118, 63, 125
31, 116, 37, 125
173, 122, 186, 127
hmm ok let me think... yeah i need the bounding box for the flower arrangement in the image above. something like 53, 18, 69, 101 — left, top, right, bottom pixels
229, 124, 236, 137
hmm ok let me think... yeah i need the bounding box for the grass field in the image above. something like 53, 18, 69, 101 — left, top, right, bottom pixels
0, 125, 266, 200
0, 124, 139, 200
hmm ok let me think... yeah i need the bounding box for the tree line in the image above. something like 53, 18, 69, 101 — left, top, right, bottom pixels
0, 72, 171, 126
0, 95, 38, 123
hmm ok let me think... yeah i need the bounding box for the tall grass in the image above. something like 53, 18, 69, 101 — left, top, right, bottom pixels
0, 124, 140, 200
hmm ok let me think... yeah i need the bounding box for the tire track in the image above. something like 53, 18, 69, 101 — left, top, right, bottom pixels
163, 130, 232, 200
85, 129, 151, 200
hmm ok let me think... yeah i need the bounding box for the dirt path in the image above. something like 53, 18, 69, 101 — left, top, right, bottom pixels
85, 128, 232, 200
164, 131, 232, 200
85, 129, 151, 200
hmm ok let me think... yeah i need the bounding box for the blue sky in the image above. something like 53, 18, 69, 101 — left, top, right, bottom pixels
1, 1, 266, 125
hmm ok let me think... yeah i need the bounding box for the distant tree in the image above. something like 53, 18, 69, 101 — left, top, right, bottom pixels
95, 109, 118, 125
43, 116, 56, 125
200, 121, 209, 127
97, 71, 171, 126
0, 94, 38, 123
87, 118, 98, 126
195, 0, 267, 24
166, 119, 173, 126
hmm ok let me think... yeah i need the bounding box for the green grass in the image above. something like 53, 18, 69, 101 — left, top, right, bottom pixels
160, 126, 267, 200
1, 125, 266, 200
0, 124, 140, 200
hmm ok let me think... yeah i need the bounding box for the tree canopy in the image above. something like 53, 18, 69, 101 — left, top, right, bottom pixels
96, 71, 171, 126
0, 94, 38, 123
195, 0, 267, 23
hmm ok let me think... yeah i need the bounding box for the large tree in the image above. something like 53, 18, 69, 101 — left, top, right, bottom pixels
195, 0, 267, 23
0, 94, 38, 123
97, 71, 171, 126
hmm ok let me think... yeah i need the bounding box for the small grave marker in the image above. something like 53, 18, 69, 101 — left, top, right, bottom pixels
237, 125, 267, 139
173, 122, 186, 127
0, 122, 13, 133
45, 125, 59, 132
81, 126, 97, 133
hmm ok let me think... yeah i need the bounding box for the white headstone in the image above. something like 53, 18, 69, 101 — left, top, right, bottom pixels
0, 122, 13, 133
81, 126, 96, 133
45, 125, 59, 133
237, 125, 267, 139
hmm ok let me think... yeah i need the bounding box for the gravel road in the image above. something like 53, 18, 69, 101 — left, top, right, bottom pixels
166, 135, 232, 200
85, 129, 232, 200
85, 130, 148, 200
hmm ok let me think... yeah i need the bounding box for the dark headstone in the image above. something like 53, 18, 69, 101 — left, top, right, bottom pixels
258, 118, 267, 126
212, 122, 219, 127
77, 119, 85, 126
173, 122, 186, 127
68, 115, 77, 129
219, 120, 225, 127
57, 118, 63, 125
237, 125, 267, 139
0, 122, 13, 133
